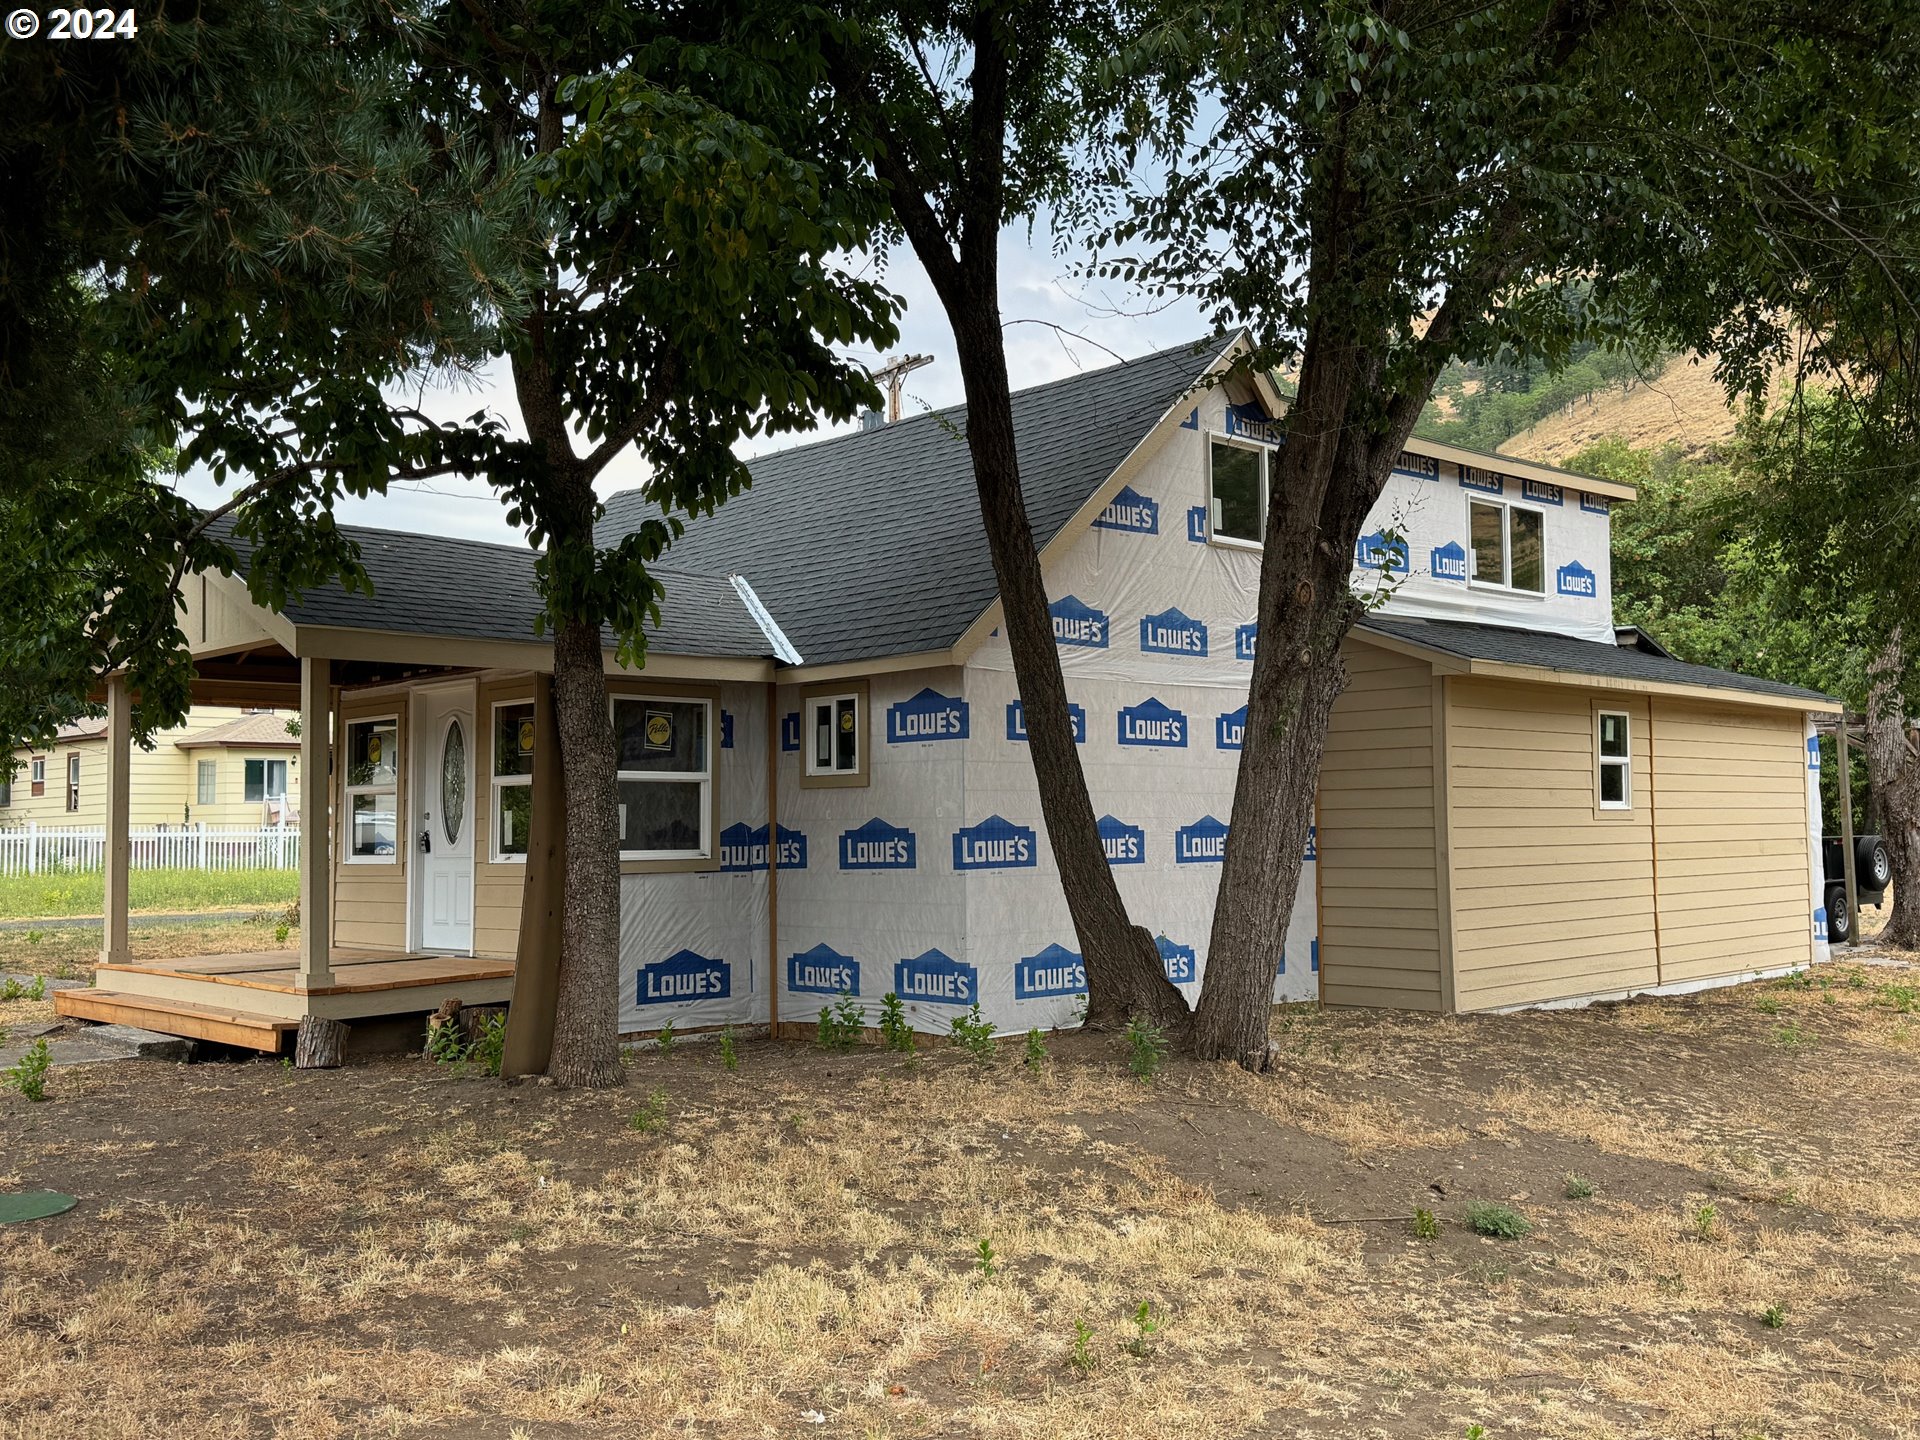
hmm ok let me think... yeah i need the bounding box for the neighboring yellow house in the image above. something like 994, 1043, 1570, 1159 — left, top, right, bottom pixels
1, 708, 301, 831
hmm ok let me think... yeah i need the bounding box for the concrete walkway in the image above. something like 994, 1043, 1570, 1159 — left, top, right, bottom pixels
0, 974, 195, 1069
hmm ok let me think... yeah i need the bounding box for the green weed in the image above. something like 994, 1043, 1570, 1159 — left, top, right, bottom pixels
654, 1020, 676, 1057
815, 993, 865, 1052
949, 1003, 997, 1065
1069, 1319, 1095, 1374
1124, 1017, 1167, 1081
5, 1038, 51, 1102
1761, 1303, 1787, 1329
879, 992, 915, 1052
1023, 1027, 1049, 1072
1564, 1174, 1596, 1200
1126, 1300, 1161, 1357
1693, 1202, 1721, 1241
974, 1238, 998, 1279
628, 1088, 669, 1134
1411, 1207, 1440, 1239
0, 974, 45, 1002
1465, 1201, 1532, 1240
1754, 995, 1780, 1016
718, 1026, 739, 1072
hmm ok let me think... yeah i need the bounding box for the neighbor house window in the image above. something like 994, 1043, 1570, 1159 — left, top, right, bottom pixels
196, 760, 216, 806
244, 758, 287, 803
1209, 438, 1267, 545
66, 754, 81, 812
1468, 499, 1546, 593
0, 778, 10, 808
612, 696, 712, 860
343, 717, 399, 861
491, 700, 535, 862
1597, 711, 1632, 810
30, 756, 45, 796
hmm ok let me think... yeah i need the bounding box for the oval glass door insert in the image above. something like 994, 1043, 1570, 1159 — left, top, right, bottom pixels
441, 719, 467, 845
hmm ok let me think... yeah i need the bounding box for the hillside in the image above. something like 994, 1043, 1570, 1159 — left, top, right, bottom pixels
1497, 352, 1756, 466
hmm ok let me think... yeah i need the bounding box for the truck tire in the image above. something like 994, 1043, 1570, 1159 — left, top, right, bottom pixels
1858, 837, 1892, 891
1826, 885, 1853, 944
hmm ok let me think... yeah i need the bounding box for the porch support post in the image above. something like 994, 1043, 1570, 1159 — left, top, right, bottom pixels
297, 656, 333, 990
100, 675, 132, 967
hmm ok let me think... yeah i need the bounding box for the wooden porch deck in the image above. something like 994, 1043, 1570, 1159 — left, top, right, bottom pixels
55, 948, 518, 1053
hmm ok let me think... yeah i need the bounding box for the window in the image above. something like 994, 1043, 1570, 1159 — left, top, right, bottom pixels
244, 758, 288, 803
343, 717, 399, 861
612, 696, 712, 860
196, 760, 216, 806
66, 754, 81, 812
808, 694, 860, 777
491, 700, 535, 861
1467, 499, 1546, 593
1209, 438, 1267, 545
0, 778, 10, 808
1597, 710, 1632, 810
30, 756, 44, 797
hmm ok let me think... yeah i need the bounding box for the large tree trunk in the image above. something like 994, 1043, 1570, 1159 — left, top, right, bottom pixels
547, 610, 625, 1086
946, 304, 1190, 1032
1865, 628, 1920, 951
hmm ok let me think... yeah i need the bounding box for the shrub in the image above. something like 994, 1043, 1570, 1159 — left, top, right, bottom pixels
949, 1003, 997, 1065
1125, 1017, 1167, 1081
1023, 1027, 1048, 1072
879, 992, 915, 1052
5, 1039, 52, 1102
1464, 1201, 1532, 1240
816, 993, 865, 1052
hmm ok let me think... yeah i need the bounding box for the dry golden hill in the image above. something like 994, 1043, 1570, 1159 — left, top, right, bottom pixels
1498, 352, 1752, 466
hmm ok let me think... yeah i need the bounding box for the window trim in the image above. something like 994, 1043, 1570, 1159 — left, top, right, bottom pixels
1595, 707, 1633, 814
610, 687, 719, 872
1205, 433, 1270, 551
488, 696, 535, 865
800, 678, 871, 789
1466, 496, 1549, 596
341, 712, 401, 866
196, 759, 217, 807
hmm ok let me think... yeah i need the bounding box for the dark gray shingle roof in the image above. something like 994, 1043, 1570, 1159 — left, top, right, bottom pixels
598, 335, 1234, 665
235, 523, 778, 660
1358, 615, 1835, 704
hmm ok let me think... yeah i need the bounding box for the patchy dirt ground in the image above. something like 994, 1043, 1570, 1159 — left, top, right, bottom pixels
5, 960, 1920, 1440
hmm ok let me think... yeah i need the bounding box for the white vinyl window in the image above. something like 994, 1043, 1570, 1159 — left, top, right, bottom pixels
196, 760, 216, 806
491, 700, 535, 862
1208, 438, 1267, 546
806, 693, 861, 777
245, 758, 288, 803
30, 757, 45, 786
612, 696, 712, 860
1597, 711, 1632, 810
343, 716, 399, 862
1468, 498, 1546, 594
66, 754, 80, 812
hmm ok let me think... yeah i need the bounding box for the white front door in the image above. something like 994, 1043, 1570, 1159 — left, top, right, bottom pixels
412, 687, 475, 954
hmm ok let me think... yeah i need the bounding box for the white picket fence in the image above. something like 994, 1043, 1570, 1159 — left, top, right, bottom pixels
0, 822, 301, 877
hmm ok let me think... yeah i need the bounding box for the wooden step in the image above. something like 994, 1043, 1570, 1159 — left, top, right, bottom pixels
54, 988, 297, 1053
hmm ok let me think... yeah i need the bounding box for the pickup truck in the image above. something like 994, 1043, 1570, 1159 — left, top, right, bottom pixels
1822, 834, 1891, 944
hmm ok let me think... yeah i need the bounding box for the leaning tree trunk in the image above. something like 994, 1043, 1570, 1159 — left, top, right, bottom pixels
1865, 628, 1920, 951
947, 303, 1190, 1034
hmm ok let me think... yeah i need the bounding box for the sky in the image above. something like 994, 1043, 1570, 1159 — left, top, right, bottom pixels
173, 228, 1215, 548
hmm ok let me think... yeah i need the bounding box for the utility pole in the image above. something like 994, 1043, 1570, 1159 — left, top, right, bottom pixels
871, 353, 933, 423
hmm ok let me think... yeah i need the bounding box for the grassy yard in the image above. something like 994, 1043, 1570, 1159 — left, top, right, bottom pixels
5, 962, 1920, 1439
0, 867, 299, 921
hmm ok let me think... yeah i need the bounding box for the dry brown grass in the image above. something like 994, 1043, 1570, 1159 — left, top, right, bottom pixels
4, 960, 1919, 1439
0, 918, 294, 981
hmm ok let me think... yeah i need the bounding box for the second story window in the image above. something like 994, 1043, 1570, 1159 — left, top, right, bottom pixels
1468, 499, 1546, 594
1208, 439, 1267, 545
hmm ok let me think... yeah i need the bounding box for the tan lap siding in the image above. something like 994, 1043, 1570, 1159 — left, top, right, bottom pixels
331, 696, 409, 952
1650, 701, 1810, 982
1448, 680, 1658, 1010
1318, 641, 1443, 1010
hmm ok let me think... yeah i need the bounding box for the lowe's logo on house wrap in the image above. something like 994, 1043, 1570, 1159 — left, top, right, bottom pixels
1118, 697, 1188, 748
1187, 505, 1208, 543
1394, 450, 1441, 482
1429, 541, 1468, 583
1556, 560, 1599, 598
636, 949, 730, 1006
1015, 943, 1087, 1000
1225, 400, 1283, 445
1140, 606, 1209, 657
952, 815, 1038, 871
788, 943, 859, 998
1459, 464, 1506, 494
1098, 814, 1146, 865
887, 688, 969, 743
1522, 478, 1564, 506
1006, 700, 1087, 744
1156, 935, 1197, 984
895, 948, 977, 1006
1356, 529, 1410, 575
1050, 594, 1110, 648
1093, 484, 1159, 534
1235, 623, 1258, 661
1814, 906, 1829, 943
1808, 736, 1822, 771
1175, 815, 1231, 863
1305, 824, 1317, 861
1580, 492, 1611, 516
781, 712, 800, 752
719, 822, 807, 874
1216, 705, 1247, 751
839, 818, 917, 870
